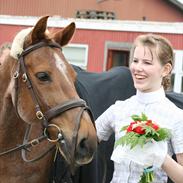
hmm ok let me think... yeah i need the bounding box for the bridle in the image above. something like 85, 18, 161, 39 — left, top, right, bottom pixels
0, 41, 95, 163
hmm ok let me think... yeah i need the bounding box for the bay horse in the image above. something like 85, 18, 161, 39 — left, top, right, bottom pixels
0, 16, 97, 183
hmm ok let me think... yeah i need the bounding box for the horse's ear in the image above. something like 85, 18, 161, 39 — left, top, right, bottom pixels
28, 16, 49, 44
53, 22, 76, 47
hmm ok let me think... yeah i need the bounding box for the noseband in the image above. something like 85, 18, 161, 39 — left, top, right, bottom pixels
0, 42, 94, 163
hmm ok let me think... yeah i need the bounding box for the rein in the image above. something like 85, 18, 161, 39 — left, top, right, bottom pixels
0, 42, 94, 164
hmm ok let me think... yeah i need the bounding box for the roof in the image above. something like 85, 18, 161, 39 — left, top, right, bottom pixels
168, 0, 183, 11
1, 15, 183, 34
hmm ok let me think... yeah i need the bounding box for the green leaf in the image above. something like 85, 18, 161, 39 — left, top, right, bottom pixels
115, 136, 125, 147
120, 125, 129, 132
137, 135, 146, 147
115, 132, 138, 147
131, 114, 141, 121
131, 113, 148, 122
144, 126, 156, 136
141, 113, 148, 121
154, 128, 171, 141
129, 135, 139, 149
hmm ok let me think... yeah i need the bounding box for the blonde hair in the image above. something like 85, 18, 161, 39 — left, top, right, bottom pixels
130, 34, 174, 90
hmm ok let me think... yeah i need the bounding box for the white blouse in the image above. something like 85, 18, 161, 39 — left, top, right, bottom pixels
95, 87, 183, 183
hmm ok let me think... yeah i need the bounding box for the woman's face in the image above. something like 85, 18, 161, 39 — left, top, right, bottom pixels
130, 45, 167, 93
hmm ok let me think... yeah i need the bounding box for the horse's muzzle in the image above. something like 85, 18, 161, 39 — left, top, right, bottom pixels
57, 133, 97, 171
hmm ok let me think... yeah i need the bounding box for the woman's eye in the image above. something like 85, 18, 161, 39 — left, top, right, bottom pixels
35, 72, 52, 82
144, 61, 152, 65
133, 59, 138, 63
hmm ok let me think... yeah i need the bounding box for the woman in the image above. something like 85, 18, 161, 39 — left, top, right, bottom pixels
95, 34, 183, 183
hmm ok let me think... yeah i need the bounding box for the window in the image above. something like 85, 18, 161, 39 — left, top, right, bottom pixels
104, 41, 132, 71
62, 44, 88, 70
76, 10, 115, 20
172, 50, 183, 93
106, 50, 129, 70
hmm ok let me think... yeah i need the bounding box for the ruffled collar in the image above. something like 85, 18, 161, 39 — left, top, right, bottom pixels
136, 87, 166, 104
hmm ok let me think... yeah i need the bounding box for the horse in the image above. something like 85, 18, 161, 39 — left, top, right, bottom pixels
53, 65, 183, 183
0, 16, 97, 183
52, 66, 136, 183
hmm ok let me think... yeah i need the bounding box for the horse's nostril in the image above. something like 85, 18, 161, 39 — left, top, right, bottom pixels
78, 138, 88, 156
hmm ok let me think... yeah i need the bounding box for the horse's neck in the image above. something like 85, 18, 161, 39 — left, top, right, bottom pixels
0, 57, 26, 146
0, 96, 53, 182
0, 85, 52, 183
0, 57, 15, 121
0, 97, 26, 151
0, 56, 15, 104
0, 57, 14, 118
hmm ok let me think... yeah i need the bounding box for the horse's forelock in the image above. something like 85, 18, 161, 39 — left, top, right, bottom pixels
10, 28, 33, 59
10, 28, 51, 60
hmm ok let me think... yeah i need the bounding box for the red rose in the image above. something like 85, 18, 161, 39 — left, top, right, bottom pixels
133, 126, 145, 134
152, 124, 159, 130
146, 120, 159, 131
127, 121, 146, 134
146, 120, 152, 125
126, 119, 159, 135
127, 122, 136, 132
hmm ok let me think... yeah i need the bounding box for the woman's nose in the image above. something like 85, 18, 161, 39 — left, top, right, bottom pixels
135, 62, 143, 71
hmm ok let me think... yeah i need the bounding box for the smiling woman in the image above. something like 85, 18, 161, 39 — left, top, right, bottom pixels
129, 34, 173, 92
95, 34, 183, 183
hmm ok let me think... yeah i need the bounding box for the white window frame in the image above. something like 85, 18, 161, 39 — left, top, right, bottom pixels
62, 43, 88, 69
173, 50, 183, 93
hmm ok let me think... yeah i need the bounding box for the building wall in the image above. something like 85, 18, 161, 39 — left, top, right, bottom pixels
0, 15, 183, 93
1, 0, 183, 22
1, 21, 183, 72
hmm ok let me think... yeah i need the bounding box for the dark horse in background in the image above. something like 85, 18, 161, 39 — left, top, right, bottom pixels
0, 16, 97, 183
52, 65, 182, 183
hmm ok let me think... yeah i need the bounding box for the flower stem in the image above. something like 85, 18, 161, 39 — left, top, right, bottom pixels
139, 167, 154, 183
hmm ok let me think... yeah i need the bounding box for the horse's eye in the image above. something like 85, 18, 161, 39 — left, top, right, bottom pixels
35, 72, 51, 82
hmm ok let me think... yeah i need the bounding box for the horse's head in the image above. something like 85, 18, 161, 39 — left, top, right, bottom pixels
9, 16, 97, 168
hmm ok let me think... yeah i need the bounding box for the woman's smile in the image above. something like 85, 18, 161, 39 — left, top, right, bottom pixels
134, 74, 147, 80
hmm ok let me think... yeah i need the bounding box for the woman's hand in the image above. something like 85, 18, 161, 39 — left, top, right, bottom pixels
162, 154, 183, 183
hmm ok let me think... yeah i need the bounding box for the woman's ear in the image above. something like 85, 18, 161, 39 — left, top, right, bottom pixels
162, 63, 172, 77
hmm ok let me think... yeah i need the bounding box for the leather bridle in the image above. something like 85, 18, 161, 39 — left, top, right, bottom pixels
0, 41, 95, 163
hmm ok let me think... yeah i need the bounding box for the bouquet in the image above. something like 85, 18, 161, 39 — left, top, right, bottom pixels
115, 113, 171, 183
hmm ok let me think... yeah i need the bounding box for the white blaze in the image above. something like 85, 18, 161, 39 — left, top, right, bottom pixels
54, 52, 72, 85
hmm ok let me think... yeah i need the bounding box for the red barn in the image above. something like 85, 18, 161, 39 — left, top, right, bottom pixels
0, 15, 183, 93
0, 1, 183, 92
1, 0, 183, 22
